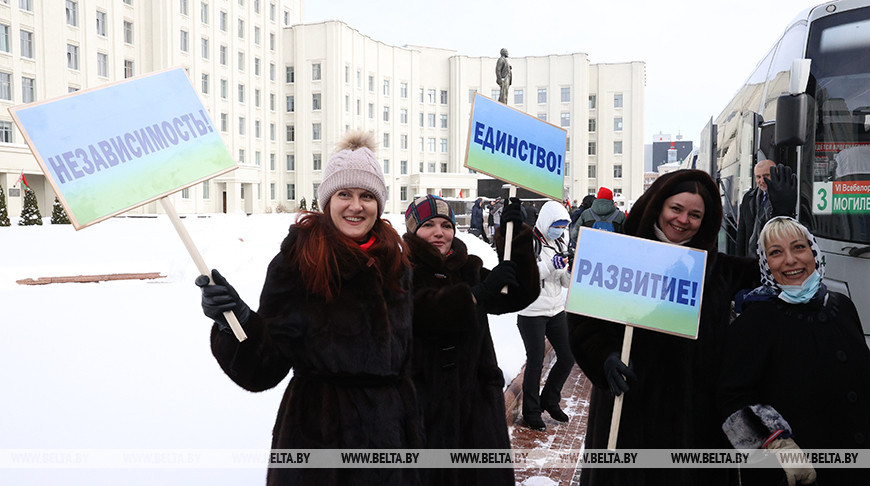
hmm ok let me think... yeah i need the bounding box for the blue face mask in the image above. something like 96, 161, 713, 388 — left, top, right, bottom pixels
778, 270, 821, 304
547, 227, 566, 240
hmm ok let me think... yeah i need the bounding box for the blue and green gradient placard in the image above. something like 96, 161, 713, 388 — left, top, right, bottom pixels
465, 93, 566, 200
565, 228, 708, 339
10, 67, 236, 229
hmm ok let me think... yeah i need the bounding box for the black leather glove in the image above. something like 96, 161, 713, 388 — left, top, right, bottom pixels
764, 164, 797, 217
604, 352, 637, 396
472, 260, 518, 304
195, 269, 252, 332
500, 197, 524, 235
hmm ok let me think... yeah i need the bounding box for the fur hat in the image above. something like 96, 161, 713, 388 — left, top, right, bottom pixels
597, 187, 614, 201
404, 195, 455, 234
318, 131, 387, 216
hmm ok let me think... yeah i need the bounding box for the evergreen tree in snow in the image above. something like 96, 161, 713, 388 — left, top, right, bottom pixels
0, 185, 10, 226
298, 197, 307, 211
51, 197, 71, 224
311, 197, 320, 212
18, 187, 43, 226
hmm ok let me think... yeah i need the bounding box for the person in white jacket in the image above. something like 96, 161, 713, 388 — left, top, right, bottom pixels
516, 200, 576, 431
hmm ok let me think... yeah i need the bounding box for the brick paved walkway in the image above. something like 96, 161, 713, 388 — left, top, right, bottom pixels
509, 360, 593, 485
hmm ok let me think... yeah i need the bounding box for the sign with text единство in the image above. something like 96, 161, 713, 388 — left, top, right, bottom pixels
565, 228, 708, 339
9, 67, 236, 229
464, 93, 566, 200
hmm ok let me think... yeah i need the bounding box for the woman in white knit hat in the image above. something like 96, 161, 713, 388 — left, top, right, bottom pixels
196, 131, 422, 486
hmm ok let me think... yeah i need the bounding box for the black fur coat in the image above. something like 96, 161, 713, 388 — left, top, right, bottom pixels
211, 225, 422, 486
403, 225, 539, 486
567, 170, 760, 486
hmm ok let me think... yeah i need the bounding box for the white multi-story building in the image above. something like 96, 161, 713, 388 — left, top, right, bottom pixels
0, 0, 644, 218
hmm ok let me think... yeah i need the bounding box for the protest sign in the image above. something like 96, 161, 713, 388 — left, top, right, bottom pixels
566, 227, 708, 339
464, 93, 566, 200
9, 67, 236, 229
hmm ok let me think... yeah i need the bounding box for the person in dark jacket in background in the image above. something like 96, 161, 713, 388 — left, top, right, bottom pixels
403, 195, 539, 486
196, 131, 422, 486
579, 187, 626, 233
569, 194, 597, 249
719, 216, 870, 486
523, 200, 539, 228
469, 197, 489, 243
568, 170, 760, 486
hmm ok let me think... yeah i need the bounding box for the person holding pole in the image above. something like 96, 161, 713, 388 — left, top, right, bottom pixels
567, 169, 761, 486
196, 131, 422, 486
402, 194, 538, 486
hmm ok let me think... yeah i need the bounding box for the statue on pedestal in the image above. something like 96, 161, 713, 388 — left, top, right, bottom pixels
496, 48, 512, 104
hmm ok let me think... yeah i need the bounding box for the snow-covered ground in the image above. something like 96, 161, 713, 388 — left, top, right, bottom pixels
0, 212, 533, 485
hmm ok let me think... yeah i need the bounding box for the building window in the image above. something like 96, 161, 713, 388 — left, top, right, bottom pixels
21, 76, 34, 103
237, 18, 244, 38
219, 11, 227, 31
383, 79, 390, 95
270, 93, 275, 111
614, 141, 623, 155
614, 93, 623, 108
20, 30, 33, 58
383, 106, 389, 122
201, 73, 209, 93
202, 180, 210, 199
589, 95, 597, 109
237, 84, 245, 102
428, 113, 435, 128
428, 89, 436, 103
400, 186, 407, 201
286, 95, 294, 112
269, 153, 275, 170
428, 162, 436, 172
66, 1, 78, 26
123, 21, 133, 44
312, 153, 322, 170
383, 159, 390, 174
95, 11, 106, 36
238, 149, 245, 164
614, 117, 623, 131
588, 141, 596, 156
440, 90, 447, 104
588, 165, 596, 178
286, 125, 295, 142
561, 87, 570, 103
368, 103, 374, 119
270, 63, 275, 81
19, 0, 31, 11
440, 114, 447, 129
238, 117, 245, 135
440, 139, 448, 153
614, 164, 623, 178
400, 108, 408, 124
181, 187, 190, 199
287, 184, 295, 200
312, 63, 321, 81
514, 89, 523, 104
367, 75, 374, 92
491, 89, 500, 100
220, 79, 227, 99
237, 51, 244, 70
468, 89, 476, 103
220, 113, 227, 131
255, 120, 261, 138
201, 38, 209, 58
588, 118, 596, 132
269, 183, 275, 200
537, 113, 547, 122
269, 33, 275, 51
383, 133, 390, 148
254, 57, 261, 75
400, 134, 408, 149
270, 123, 275, 140
560, 112, 570, 127
201, 2, 209, 23
286, 154, 295, 170
0, 72, 10, 100
400, 160, 407, 175
428, 138, 436, 152
0, 120, 12, 143
312, 93, 321, 110
219, 45, 227, 65
312, 123, 321, 141
537, 88, 547, 103
614, 188, 622, 198
66, 44, 79, 70
124, 60, 134, 78
180, 0, 189, 15
286, 65, 294, 83
180, 30, 189, 52
400, 82, 408, 98
254, 26, 260, 45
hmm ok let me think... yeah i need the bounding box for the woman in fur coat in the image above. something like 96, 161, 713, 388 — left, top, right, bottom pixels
403, 194, 539, 486
567, 170, 760, 486
718, 216, 870, 485
196, 132, 422, 486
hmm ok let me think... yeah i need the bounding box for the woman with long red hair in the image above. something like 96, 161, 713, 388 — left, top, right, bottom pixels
196, 131, 421, 486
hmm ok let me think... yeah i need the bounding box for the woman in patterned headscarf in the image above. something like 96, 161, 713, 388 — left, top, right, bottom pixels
718, 216, 870, 486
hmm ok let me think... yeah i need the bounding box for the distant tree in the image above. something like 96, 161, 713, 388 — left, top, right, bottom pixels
51, 197, 71, 224
298, 197, 307, 211
0, 185, 10, 226
18, 187, 42, 226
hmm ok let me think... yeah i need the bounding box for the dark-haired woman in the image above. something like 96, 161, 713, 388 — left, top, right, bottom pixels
403, 194, 539, 486
567, 170, 761, 486
196, 132, 421, 486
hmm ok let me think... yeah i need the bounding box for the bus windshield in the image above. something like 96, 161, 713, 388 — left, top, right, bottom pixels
806, 5, 870, 244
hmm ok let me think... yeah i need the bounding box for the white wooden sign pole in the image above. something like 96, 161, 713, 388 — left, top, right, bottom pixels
500, 184, 517, 294
160, 197, 248, 342
607, 326, 634, 450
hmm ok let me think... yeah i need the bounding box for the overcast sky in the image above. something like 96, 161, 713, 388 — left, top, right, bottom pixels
304, 0, 821, 146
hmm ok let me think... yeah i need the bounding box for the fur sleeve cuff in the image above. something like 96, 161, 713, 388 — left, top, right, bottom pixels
722, 404, 793, 450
